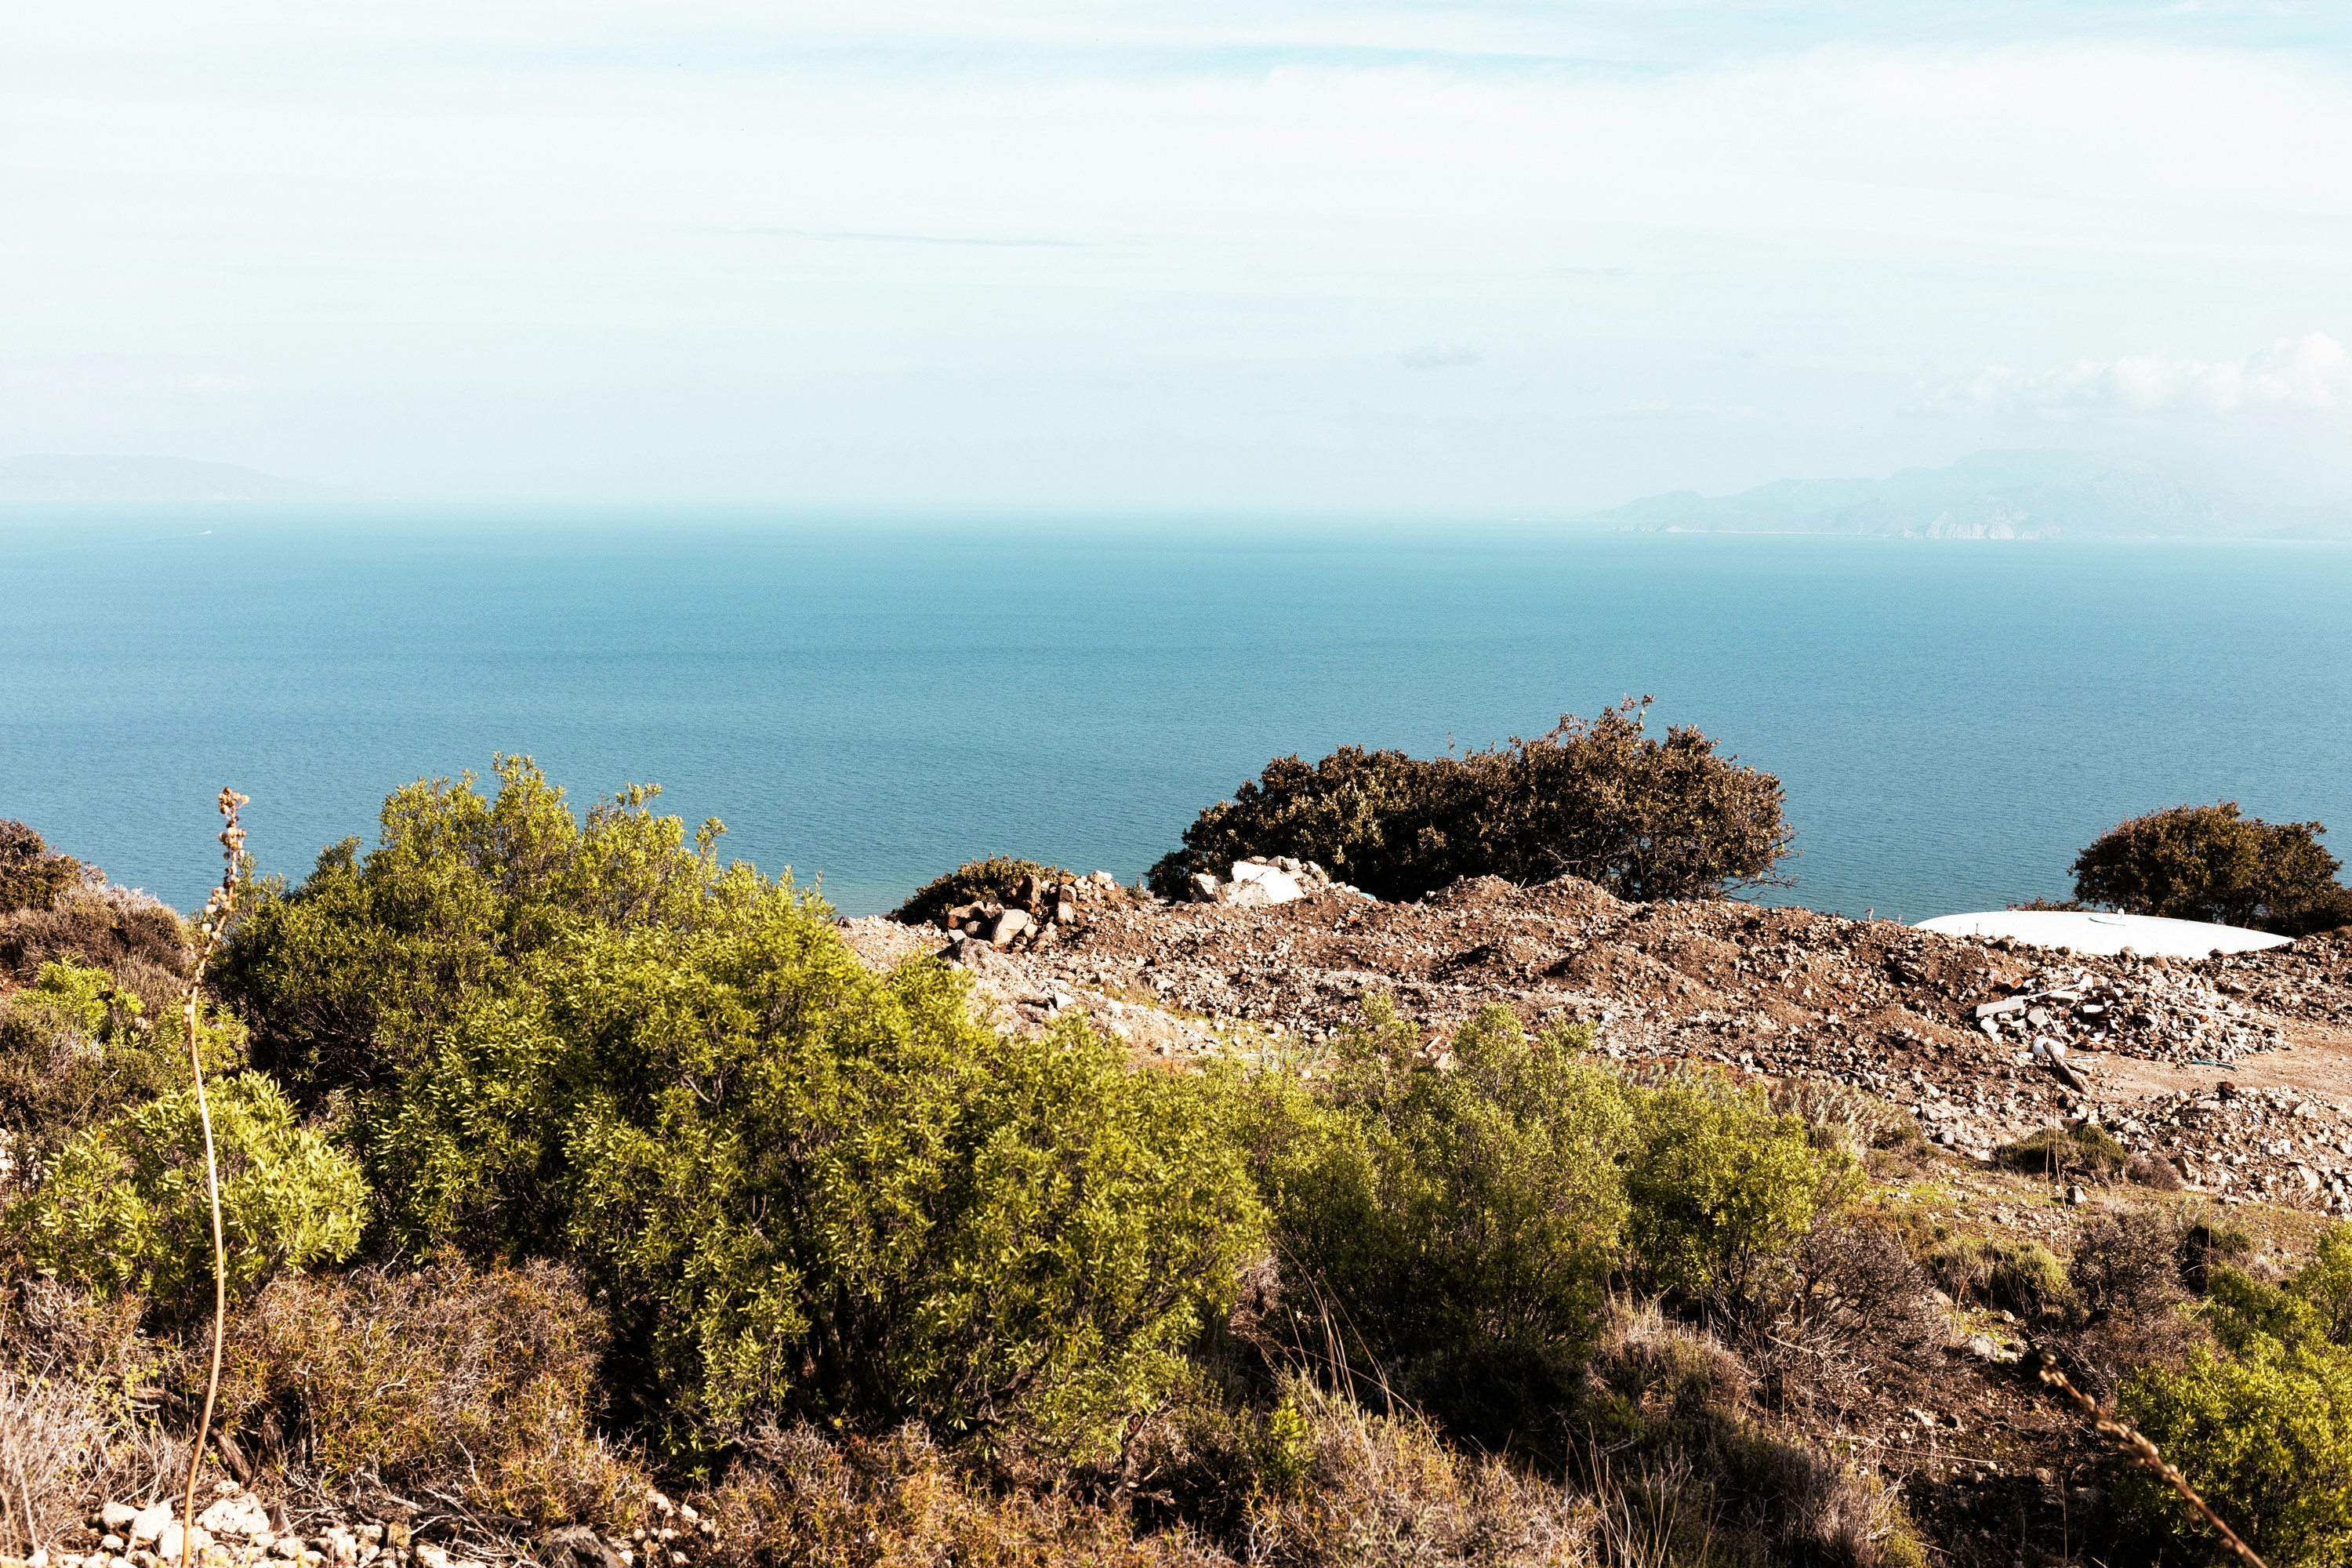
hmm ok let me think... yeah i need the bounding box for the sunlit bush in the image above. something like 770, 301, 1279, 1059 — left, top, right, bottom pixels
23, 1071, 366, 1310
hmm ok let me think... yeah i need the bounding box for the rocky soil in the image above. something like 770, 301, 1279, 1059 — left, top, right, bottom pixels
24, 1483, 705, 1568
844, 877, 2352, 1212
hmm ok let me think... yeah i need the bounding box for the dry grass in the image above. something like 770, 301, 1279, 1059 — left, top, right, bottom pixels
699, 1422, 1216, 1568
0, 1279, 189, 1552
208, 1255, 646, 1533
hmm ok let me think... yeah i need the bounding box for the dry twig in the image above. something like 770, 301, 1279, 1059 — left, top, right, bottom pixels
180, 787, 250, 1568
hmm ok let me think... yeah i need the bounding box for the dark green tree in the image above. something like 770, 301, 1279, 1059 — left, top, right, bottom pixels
2072, 802, 2350, 935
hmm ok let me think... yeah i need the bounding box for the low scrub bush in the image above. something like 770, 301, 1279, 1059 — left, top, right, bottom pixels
2059, 1210, 2205, 1396
385, 967, 1258, 1456
21, 1070, 367, 1312
1992, 1121, 2129, 1179
2114, 1243, 2352, 1566
2179, 1208, 2257, 1294
0, 819, 82, 914
215, 758, 739, 1102
0, 1278, 179, 1550
1148, 699, 1793, 904
212, 1256, 644, 1530
2072, 801, 2352, 936
219, 765, 1266, 1459
1926, 1236, 2071, 1318
699, 1421, 1213, 1568
1626, 1072, 1860, 1313
1, 883, 188, 1018
1264, 1000, 1635, 1376
0, 960, 192, 1176
889, 855, 1073, 927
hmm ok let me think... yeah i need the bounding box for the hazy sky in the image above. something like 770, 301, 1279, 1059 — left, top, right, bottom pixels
6, 1, 2352, 508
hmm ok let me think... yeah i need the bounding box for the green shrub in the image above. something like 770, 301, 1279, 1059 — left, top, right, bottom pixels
1993, 1121, 2129, 1178
1626, 1072, 1860, 1311
0, 961, 188, 1172
2073, 802, 2352, 936
22, 1071, 367, 1310
890, 855, 1073, 926
323, 800, 1263, 1457
1926, 1236, 2071, 1317
2115, 1257, 2352, 1566
1148, 699, 1793, 903
1265, 999, 1636, 1372
2180, 1208, 2258, 1294
0, 820, 80, 915
214, 757, 737, 1102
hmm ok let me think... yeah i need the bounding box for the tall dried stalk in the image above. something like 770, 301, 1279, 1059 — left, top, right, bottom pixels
2038, 1352, 2268, 1568
180, 788, 249, 1568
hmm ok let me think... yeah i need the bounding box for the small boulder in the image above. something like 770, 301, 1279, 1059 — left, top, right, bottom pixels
989, 909, 1031, 946
1229, 861, 1306, 905
155, 1524, 212, 1562
540, 1530, 626, 1568
130, 1503, 175, 1548
197, 1497, 271, 1541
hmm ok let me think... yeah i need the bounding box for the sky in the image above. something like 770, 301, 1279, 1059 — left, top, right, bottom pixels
5, 1, 2352, 510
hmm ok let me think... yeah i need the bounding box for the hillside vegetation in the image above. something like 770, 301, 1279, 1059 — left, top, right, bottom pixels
4, 760, 2350, 1568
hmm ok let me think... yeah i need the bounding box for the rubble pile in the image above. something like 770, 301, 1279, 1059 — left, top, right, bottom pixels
1971, 962, 2285, 1065
2198, 930, 2352, 1027
1181, 857, 1370, 907
2129, 1082, 2352, 1204
40, 1483, 710, 1568
875, 870, 2352, 1209
931, 869, 1150, 955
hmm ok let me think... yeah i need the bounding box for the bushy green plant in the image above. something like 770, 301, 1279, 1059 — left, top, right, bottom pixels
890, 856, 1074, 926
1625, 1072, 1860, 1311
1148, 699, 1793, 903
2073, 801, 2351, 936
0, 960, 191, 1171
1926, 1236, 2071, 1317
2115, 1254, 2352, 1566
1269, 1000, 1636, 1371
22, 1072, 367, 1309
214, 757, 736, 1102
381, 927, 1260, 1457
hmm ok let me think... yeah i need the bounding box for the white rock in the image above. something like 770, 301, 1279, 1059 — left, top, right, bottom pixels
197, 1496, 272, 1541
1228, 861, 1305, 905
100, 1507, 140, 1534
154, 1524, 211, 1561
129, 1504, 175, 1548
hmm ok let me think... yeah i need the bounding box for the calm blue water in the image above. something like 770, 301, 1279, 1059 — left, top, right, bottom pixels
4, 510, 2350, 923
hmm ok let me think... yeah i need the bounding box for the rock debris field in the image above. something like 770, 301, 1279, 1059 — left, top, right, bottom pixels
49, 1482, 706, 1568
841, 872, 2352, 1212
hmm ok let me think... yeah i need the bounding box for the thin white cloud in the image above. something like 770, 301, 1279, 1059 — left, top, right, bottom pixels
1399, 343, 1480, 371
1954, 334, 2352, 413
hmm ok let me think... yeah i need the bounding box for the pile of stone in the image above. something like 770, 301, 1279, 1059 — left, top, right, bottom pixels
1183, 857, 1370, 907
59, 1488, 434, 1568
2132, 1082, 2352, 1210
43, 1486, 713, 1568
935, 869, 1148, 956
1970, 962, 2284, 1065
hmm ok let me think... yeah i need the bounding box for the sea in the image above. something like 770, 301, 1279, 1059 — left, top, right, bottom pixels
4, 510, 2350, 924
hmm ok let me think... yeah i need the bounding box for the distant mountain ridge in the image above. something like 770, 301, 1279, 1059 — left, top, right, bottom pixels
1584, 447, 2352, 540
0, 454, 347, 503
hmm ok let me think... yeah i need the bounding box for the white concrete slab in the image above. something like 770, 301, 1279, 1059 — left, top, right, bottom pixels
1914, 909, 2291, 958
